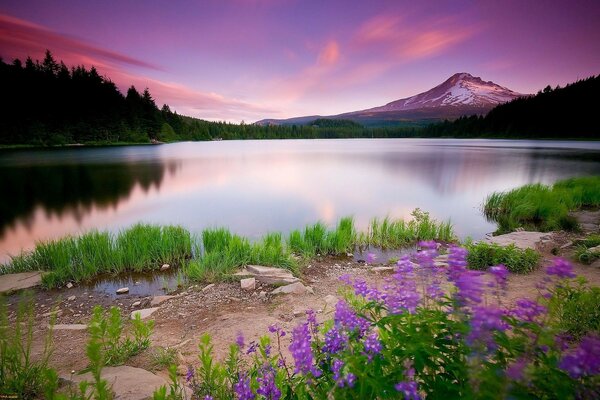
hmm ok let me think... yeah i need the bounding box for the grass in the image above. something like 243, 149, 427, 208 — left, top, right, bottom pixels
357, 209, 454, 248
573, 233, 600, 264
548, 280, 600, 341
2, 224, 192, 288
483, 176, 600, 233
466, 242, 541, 273
150, 346, 179, 370
3, 210, 456, 285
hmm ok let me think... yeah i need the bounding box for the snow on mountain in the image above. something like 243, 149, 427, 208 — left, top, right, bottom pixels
363, 73, 523, 113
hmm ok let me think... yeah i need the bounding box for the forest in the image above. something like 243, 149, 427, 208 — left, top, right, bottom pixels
0, 51, 598, 145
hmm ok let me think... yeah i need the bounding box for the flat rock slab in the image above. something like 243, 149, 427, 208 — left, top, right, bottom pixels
150, 295, 176, 306
235, 265, 299, 285
131, 307, 159, 320
64, 366, 168, 400
370, 266, 394, 273
484, 231, 550, 250
271, 282, 307, 295
52, 324, 87, 330
572, 210, 600, 233
0, 271, 43, 294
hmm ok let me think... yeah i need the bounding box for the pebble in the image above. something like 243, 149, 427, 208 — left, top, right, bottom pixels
67, 296, 76, 301
66, 282, 74, 289
132, 301, 141, 307
116, 287, 129, 294
161, 264, 170, 271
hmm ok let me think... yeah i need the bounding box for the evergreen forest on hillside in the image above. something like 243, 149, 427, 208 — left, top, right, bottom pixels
0, 51, 598, 145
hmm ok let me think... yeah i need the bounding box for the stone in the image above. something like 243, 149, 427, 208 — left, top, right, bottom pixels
131, 307, 159, 320
588, 245, 600, 253
160, 264, 170, 271
271, 282, 307, 295
0, 271, 43, 294
132, 301, 141, 307
484, 231, 550, 250
150, 295, 175, 306
258, 291, 267, 299
67, 296, 76, 301
66, 282, 74, 289
371, 266, 394, 273
63, 366, 168, 400
241, 277, 256, 290
293, 309, 304, 317
42, 310, 62, 318
236, 265, 300, 285
52, 324, 87, 330
560, 241, 573, 249
201, 283, 215, 292
306, 286, 314, 295
116, 287, 129, 294
323, 295, 338, 309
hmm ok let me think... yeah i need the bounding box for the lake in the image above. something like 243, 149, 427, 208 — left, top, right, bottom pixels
2, 139, 600, 262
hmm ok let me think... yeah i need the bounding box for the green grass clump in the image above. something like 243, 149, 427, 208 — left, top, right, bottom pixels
2, 224, 192, 288
548, 280, 600, 341
186, 229, 296, 281
358, 209, 454, 248
483, 176, 600, 233
150, 347, 178, 370
466, 242, 541, 273
573, 234, 600, 264
287, 217, 356, 258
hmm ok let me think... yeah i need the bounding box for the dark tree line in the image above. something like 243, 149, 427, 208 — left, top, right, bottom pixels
423, 75, 600, 139
0, 50, 597, 144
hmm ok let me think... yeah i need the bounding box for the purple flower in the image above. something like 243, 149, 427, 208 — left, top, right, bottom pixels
559, 334, 600, 378
426, 281, 444, 299
323, 327, 348, 354
353, 279, 369, 297
384, 257, 420, 314
363, 331, 382, 361
289, 323, 320, 376
395, 381, 421, 400
447, 245, 468, 282
269, 324, 286, 337
246, 342, 258, 355
256, 365, 281, 400
416, 241, 438, 270
204, 396, 214, 400
546, 258, 576, 279
185, 366, 194, 383
234, 373, 255, 400
339, 274, 352, 285
236, 332, 245, 349
511, 299, 547, 322
334, 300, 369, 335
454, 270, 484, 305
331, 359, 356, 388
467, 306, 509, 352
506, 358, 528, 380
489, 264, 508, 289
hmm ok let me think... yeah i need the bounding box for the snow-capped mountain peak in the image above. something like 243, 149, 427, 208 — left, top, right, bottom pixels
366, 72, 523, 112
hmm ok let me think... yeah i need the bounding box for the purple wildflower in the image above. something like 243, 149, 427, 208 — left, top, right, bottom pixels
395, 381, 421, 400
353, 279, 369, 297
426, 281, 445, 299
447, 245, 468, 282
339, 274, 352, 285
416, 241, 438, 270
204, 396, 214, 400
384, 257, 420, 314
363, 331, 382, 361
256, 365, 281, 400
269, 324, 286, 337
489, 264, 508, 289
334, 300, 369, 335
323, 327, 348, 354
331, 359, 356, 388
246, 342, 258, 355
467, 306, 509, 352
236, 332, 245, 349
546, 258, 576, 279
289, 323, 320, 376
185, 366, 194, 383
234, 373, 255, 400
511, 299, 547, 322
559, 334, 600, 378
454, 270, 484, 305
506, 358, 528, 380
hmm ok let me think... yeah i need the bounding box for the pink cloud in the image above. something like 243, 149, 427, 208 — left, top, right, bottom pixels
0, 13, 277, 121
317, 40, 340, 66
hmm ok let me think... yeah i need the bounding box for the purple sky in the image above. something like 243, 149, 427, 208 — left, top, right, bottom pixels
1, 0, 599, 122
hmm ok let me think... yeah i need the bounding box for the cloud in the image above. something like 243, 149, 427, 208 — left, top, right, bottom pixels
317, 40, 340, 67
0, 13, 277, 121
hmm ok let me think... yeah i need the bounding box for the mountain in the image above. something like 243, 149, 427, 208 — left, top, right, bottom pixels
256, 73, 525, 127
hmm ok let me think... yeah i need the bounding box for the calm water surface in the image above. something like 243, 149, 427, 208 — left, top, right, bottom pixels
2, 139, 600, 262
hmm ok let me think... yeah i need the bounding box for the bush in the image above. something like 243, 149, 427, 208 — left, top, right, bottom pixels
548, 279, 600, 340
466, 242, 541, 273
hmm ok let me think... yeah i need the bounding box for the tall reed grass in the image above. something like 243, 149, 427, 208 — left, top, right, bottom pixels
483, 176, 600, 233
2, 224, 192, 288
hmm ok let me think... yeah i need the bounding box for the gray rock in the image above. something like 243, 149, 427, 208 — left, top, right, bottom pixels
66, 282, 74, 289
202, 283, 215, 292
258, 291, 267, 299
63, 366, 168, 400
0, 271, 43, 294
116, 287, 129, 294
67, 295, 76, 301
131, 307, 159, 320
293, 309, 304, 317
484, 231, 549, 250
241, 277, 256, 290
150, 295, 175, 306
371, 266, 394, 273
235, 265, 299, 285
271, 282, 307, 295
160, 264, 170, 271
52, 324, 87, 330
306, 286, 314, 295
132, 301, 141, 307
588, 245, 600, 253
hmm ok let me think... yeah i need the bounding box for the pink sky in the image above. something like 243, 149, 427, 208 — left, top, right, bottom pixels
1, 0, 599, 122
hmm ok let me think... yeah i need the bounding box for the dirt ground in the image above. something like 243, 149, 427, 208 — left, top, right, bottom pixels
3, 230, 600, 382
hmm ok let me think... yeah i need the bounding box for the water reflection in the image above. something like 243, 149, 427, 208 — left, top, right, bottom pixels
1, 139, 599, 262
